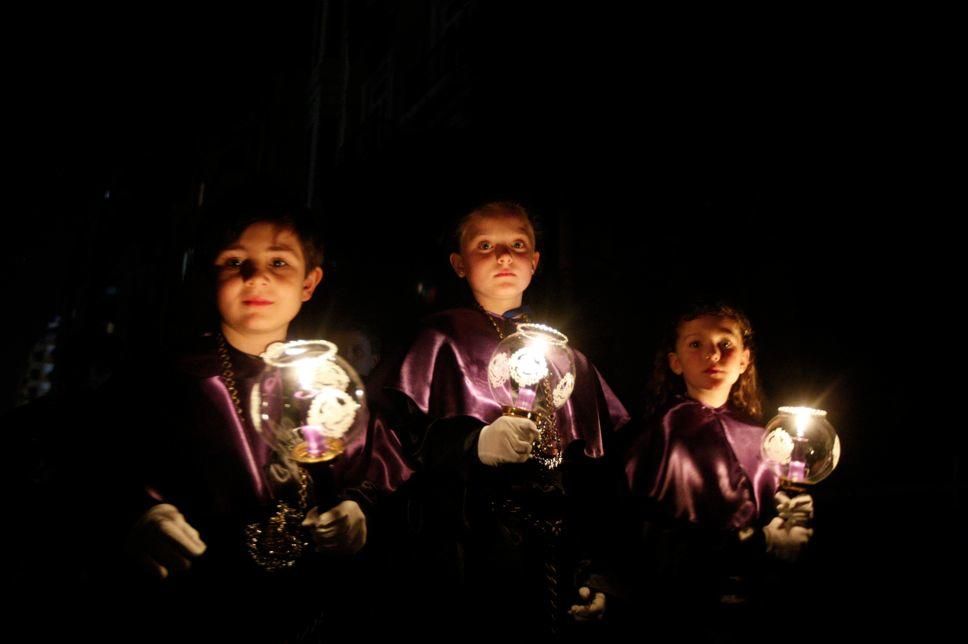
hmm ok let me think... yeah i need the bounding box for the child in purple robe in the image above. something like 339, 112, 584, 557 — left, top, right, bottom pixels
372, 201, 629, 638
623, 302, 814, 640
115, 192, 407, 641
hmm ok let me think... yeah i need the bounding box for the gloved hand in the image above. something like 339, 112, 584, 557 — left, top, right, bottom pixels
763, 516, 813, 562
302, 500, 367, 555
127, 503, 207, 579
568, 586, 606, 622
477, 416, 539, 466
774, 491, 814, 527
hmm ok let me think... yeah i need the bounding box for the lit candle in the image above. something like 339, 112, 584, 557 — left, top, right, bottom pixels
788, 412, 810, 482
301, 424, 326, 458
515, 387, 537, 411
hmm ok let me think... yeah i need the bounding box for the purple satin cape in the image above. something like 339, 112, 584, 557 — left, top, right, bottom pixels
625, 396, 777, 531
141, 336, 407, 525
383, 308, 629, 457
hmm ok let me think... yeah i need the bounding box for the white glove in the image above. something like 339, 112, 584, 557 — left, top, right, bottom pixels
775, 492, 814, 527
568, 586, 606, 622
302, 500, 367, 555
477, 416, 539, 466
127, 503, 207, 579
763, 516, 813, 562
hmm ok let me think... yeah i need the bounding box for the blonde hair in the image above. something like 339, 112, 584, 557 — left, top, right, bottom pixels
452, 201, 537, 251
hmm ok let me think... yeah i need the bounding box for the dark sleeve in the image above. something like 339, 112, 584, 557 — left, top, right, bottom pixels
379, 389, 484, 478
337, 387, 484, 529
423, 415, 485, 478
332, 404, 414, 516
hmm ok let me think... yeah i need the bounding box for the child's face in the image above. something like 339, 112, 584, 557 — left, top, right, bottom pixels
214, 222, 322, 347
449, 213, 539, 313
669, 315, 750, 406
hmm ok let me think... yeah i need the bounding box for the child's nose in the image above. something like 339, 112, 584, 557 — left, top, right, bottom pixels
496, 245, 512, 261
241, 261, 268, 283
705, 348, 721, 362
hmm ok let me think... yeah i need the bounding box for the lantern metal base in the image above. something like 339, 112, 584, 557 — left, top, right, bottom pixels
291, 439, 344, 464
778, 477, 812, 495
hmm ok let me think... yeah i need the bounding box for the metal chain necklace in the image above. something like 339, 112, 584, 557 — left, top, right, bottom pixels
217, 333, 309, 572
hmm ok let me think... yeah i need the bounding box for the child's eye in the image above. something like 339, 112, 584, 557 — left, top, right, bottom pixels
512, 240, 527, 250
721, 340, 733, 350
271, 259, 289, 268
222, 258, 243, 268
478, 241, 492, 251
688, 341, 701, 349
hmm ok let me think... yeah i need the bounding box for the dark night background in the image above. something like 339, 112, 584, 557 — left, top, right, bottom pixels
5, 1, 960, 638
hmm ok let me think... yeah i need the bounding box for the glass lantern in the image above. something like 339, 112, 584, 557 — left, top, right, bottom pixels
761, 406, 840, 491
487, 323, 576, 469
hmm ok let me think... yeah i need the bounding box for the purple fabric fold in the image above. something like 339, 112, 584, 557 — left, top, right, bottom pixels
383, 308, 629, 458
142, 336, 409, 526
625, 396, 777, 531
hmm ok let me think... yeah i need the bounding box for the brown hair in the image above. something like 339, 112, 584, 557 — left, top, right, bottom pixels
649, 301, 763, 421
